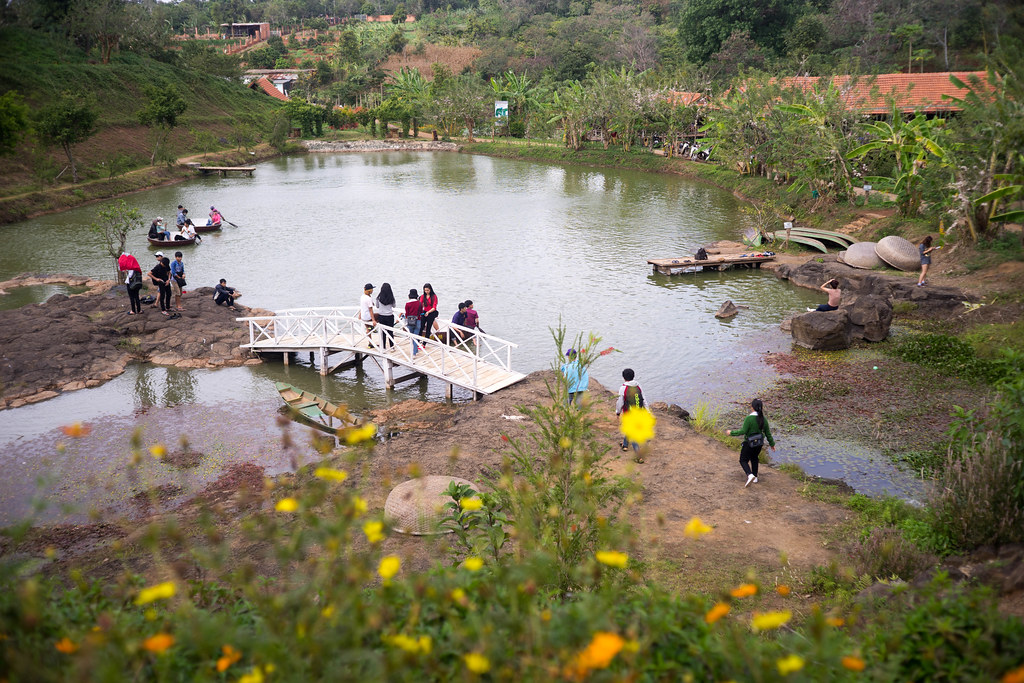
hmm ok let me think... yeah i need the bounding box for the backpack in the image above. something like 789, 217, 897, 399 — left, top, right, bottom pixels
695, 247, 708, 260
623, 385, 645, 410
128, 271, 143, 290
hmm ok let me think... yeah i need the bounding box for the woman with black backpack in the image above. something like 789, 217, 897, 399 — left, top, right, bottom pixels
729, 398, 776, 487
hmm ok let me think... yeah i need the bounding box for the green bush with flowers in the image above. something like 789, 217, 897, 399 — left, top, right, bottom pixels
2, 335, 1024, 682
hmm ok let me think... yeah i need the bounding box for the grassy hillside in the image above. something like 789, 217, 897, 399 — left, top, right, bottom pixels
0, 27, 284, 197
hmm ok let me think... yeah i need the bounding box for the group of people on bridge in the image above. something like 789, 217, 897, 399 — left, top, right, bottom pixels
360, 283, 485, 355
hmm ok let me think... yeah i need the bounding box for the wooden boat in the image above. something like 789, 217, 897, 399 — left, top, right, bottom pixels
769, 230, 850, 249
194, 222, 222, 233
766, 232, 828, 253
275, 381, 356, 434
776, 227, 856, 247
148, 236, 197, 247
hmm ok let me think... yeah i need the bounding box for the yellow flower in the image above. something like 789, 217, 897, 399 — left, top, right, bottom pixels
314, 467, 348, 482
238, 667, 265, 683
751, 610, 792, 631
387, 634, 432, 655
344, 422, 377, 444
595, 550, 629, 568
55, 637, 78, 654
142, 633, 175, 654
463, 653, 490, 674
842, 656, 866, 672
216, 644, 242, 672
460, 496, 483, 511
462, 557, 484, 571
619, 408, 656, 444
274, 497, 299, 512
378, 555, 401, 581
352, 496, 368, 515
558, 437, 573, 449
135, 581, 175, 605
776, 584, 791, 596
730, 583, 758, 598
705, 602, 730, 624
571, 632, 625, 675
683, 517, 712, 539
776, 654, 804, 675
826, 616, 845, 627
363, 520, 385, 544
321, 605, 335, 618
149, 444, 167, 459
540, 609, 551, 622
60, 423, 91, 437
451, 588, 467, 604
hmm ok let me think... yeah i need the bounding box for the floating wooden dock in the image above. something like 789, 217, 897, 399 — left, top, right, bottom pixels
238, 307, 525, 401
647, 254, 775, 274
195, 166, 255, 177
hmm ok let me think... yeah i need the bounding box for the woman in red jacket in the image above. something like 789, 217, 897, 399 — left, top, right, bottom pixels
418, 283, 438, 347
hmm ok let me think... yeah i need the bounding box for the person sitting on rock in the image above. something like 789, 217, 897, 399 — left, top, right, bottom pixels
214, 278, 241, 311
808, 279, 841, 312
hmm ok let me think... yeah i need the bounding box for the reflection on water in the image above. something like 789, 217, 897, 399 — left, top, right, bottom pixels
772, 435, 929, 503
0, 284, 88, 310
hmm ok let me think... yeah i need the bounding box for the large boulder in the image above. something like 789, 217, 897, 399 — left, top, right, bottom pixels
791, 310, 852, 350
845, 294, 893, 342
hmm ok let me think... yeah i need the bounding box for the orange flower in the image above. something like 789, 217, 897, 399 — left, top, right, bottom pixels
61, 423, 91, 437
826, 617, 845, 627
1002, 665, 1024, 683
142, 633, 175, 654
217, 644, 242, 672
565, 632, 625, 679
841, 656, 866, 672
730, 583, 758, 598
55, 637, 78, 654
705, 602, 730, 624
776, 584, 791, 596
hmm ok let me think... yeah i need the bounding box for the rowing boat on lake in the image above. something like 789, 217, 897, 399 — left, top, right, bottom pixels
275, 381, 356, 434
194, 222, 222, 233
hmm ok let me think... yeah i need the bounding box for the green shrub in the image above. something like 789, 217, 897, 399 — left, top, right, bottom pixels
888, 332, 1015, 384
850, 527, 936, 580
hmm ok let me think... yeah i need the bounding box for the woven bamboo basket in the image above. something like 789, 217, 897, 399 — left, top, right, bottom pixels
875, 236, 920, 271
384, 475, 477, 535
843, 241, 886, 269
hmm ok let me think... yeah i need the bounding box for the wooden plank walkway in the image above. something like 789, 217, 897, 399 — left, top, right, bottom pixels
196, 166, 255, 177
648, 254, 775, 274
238, 307, 525, 399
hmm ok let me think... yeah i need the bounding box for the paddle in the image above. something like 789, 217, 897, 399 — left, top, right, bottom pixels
221, 216, 239, 227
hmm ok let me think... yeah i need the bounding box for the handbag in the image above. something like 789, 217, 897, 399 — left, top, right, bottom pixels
745, 433, 765, 448
174, 275, 187, 288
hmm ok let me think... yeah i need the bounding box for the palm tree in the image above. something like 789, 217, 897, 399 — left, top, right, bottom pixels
387, 67, 429, 137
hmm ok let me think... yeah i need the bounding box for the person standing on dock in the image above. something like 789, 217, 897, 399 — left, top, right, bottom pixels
728, 398, 775, 487
418, 284, 439, 346
360, 283, 376, 332
374, 282, 397, 349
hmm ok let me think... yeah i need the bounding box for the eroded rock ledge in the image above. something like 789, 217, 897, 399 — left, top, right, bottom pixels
302, 140, 461, 153
0, 277, 271, 409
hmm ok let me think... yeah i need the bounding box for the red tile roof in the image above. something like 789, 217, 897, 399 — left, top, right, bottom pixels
250, 76, 289, 102
666, 91, 707, 107
778, 72, 990, 115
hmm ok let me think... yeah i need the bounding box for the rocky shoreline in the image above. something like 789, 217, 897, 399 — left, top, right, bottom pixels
0, 276, 270, 409
301, 140, 461, 153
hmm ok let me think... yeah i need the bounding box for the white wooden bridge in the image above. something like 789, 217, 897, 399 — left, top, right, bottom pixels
238, 307, 526, 399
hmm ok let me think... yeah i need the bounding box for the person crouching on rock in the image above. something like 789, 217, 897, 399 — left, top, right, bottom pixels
808, 279, 841, 312
214, 279, 240, 311
728, 398, 775, 487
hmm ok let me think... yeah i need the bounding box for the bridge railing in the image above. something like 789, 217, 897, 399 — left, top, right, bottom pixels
238, 309, 518, 388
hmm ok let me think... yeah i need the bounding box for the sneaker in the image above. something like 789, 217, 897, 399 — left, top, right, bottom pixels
621, 444, 629, 452
745, 473, 755, 487
753, 477, 758, 483
806, 307, 816, 312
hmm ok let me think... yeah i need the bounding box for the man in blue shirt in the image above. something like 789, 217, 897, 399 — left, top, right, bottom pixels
169, 251, 185, 311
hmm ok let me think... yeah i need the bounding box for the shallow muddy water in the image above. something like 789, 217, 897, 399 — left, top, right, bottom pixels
0, 152, 922, 517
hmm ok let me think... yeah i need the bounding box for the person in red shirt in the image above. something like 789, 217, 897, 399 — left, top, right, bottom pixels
463, 299, 484, 347
403, 288, 422, 355
418, 283, 438, 347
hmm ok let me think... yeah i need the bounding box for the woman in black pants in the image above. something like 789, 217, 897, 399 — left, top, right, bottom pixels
150, 257, 173, 316
729, 398, 776, 487
374, 282, 397, 349
418, 283, 439, 347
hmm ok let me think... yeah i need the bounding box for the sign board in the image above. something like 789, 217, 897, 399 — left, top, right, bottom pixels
783, 221, 793, 231
494, 101, 509, 118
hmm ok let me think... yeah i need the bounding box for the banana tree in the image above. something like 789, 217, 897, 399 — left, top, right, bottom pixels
387, 67, 429, 137
847, 100, 949, 216
548, 81, 590, 150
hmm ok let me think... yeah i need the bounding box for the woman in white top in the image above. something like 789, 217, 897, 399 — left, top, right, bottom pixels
374, 282, 397, 349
